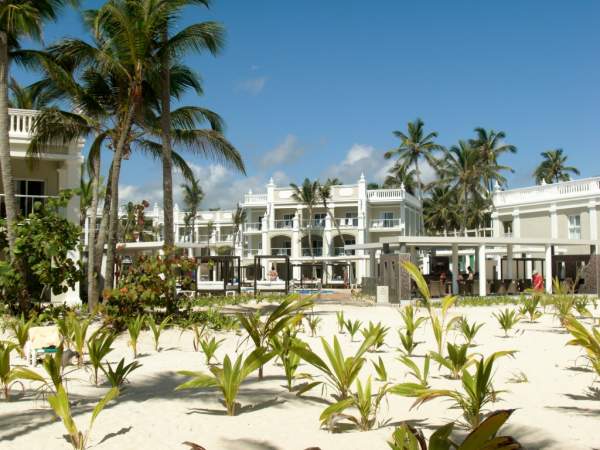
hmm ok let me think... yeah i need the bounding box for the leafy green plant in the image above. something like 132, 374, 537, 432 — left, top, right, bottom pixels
372, 356, 388, 382
127, 315, 146, 358
397, 355, 430, 388
199, 336, 224, 365
292, 334, 376, 399
573, 297, 593, 318
271, 329, 306, 391
388, 409, 522, 449
48, 384, 119, 450
320, 377, 390, 431
0, 341, 46, 400
458, 317, 484, 346
176, 349, 274, 415
519, 295, 542, 323
237, 296, 313, 379
564, 316, 600, 376
397, 351, 516, 428
397, 305, 427, 356
147, 314, 172, 352
361, 321, 390, 352
87, 331, 116, 386
306, 314, 322, 337
344, 319, 362, 342
492, 309, 521, 337
397, 329, 420, 356
336, 311, 345, 333
8, 315, 35, 358
430, 342, 478, 380
101, 358, 141, 388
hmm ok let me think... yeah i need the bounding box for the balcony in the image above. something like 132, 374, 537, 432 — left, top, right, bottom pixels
0, 193, 57, 217
367, 188, 405, 202
243, 193, 267, 205
9, 108, 37, 139
244, 222, 262, 232
245, 248, 261, 257
271, 247, 292, 256
274, 219, 294, 230
370, 218, 402, 229
302, 247, 323, 257
334, 247, 355, 256
302, 219, 325, 229
335, 217, 358, 228
493, 177, 600, 207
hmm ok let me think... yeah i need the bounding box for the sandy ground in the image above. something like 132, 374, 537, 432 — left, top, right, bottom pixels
1, 300, 600, 450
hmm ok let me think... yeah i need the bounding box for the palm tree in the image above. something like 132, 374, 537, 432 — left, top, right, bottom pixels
0, 0, 78, 309
437, 141, 485, 233
181, 174, 204, 243
533, 149, 580, 184
423, 186, 460, 235
151, 0, 225, 248
232, 204, 246, 255
384, 118, 443, 203
470, 128, 516, 193
383, 160, 417, 194
290, 178, 320, 259
8, 78, 53, 109
318, 179, 344, 255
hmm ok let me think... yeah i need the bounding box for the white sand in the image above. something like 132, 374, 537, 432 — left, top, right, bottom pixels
1, 301, 599, 450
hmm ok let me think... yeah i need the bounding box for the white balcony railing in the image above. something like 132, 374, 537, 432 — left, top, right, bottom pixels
302, 247, 323, 257
302, 219, 325, 229
274, 219, 293, 229
9, 108, 38, 138
271, 247, 292, 256
245, 248, 261, 257
244, 222, 262, 232
367, 188, 405, 202
493, 178, 600, 207
370, 218, 402, 229
243, 193, 267, 204
334, 247, 355, 256
335, 217, 358, 227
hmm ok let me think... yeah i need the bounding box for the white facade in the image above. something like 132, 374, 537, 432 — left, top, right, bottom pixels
123, 174, 423, 284
2, 108, 84, 304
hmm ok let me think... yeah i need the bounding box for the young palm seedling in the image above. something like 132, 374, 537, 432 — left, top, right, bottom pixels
0, 341, 46, 400
291, 334, 377, 399
430, 342, 478, 380
48, 383, 119, 450
493, 309, 521, 337
8, 315, 35, 359
397, 355, 430, 390
176, 348, 274, 416
397, 305, 427, 356
458, 317, 484, 346
344, 319, 363, 342
372, 356, 388, 382
147, 314, 172, 352
519, 294, 542, 323
306, 314, 322, 337
237, 296, 313, 379
564, 316, 600, 376
199, 336, 225, 365
101, 358, 141, 388
320, 377, 390, 431
336, 311, 345, 334
127, 315, 146, 358
388, 409, 522, 449
271, 329, 306, 391
87, 331, 116, 386
396, 350, 516, 429
361, 321, 390, 352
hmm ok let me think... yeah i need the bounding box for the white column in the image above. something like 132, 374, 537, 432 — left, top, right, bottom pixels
451, 244, 459, 295
525, 255, 533, 280
478, 245, 487, 296
545, 245, 553, 293
495, 255, 502, 279
550, 204, 558, 239
512, 209, 521, 238
491, 211, 501, 237
589, 200, 598, 241
506, 244, 514, 280
323, 214, 332, 257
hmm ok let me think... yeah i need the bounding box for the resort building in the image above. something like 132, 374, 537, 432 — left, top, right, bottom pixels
2, 108, 84, 304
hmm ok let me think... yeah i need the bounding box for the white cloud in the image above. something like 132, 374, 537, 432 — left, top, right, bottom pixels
235, 76, 267, 95
260, 135, 304, 168
323, 144, 393, 184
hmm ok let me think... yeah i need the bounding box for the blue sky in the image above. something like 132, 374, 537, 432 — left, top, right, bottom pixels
13, 0, 600, 207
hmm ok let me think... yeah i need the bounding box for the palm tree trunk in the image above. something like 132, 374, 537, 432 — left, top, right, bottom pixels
462, 189, 468, 234
104, 105, 136, 290
87, 152, 101, 312
94, 163, 112, 298
0, 31, 28, 310
160, 28, 175, 248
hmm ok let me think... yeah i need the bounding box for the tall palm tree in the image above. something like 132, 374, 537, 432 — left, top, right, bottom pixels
437, 141, 485, 233
318, 179, 344, 255
290, 178, 320, 259
384, 118, 443, 203
383, 160, 417, 194
151, 0, 225, 248
8, 78, 53, 109
533, 149, 580, 184
181, 174, 203, 243
423, 186, 460, 235
0, 0, 78, 309
470, 128, 516, 193
232, 204, 246, 255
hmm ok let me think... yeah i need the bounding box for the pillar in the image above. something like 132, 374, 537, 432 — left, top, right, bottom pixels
451, 244, 459, 295
478, 245, 487, 296
589, 200, 598, 241
545, 245, 553, 293
506, 244, 514, 280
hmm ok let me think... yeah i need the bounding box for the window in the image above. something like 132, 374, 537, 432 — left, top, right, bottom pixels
502, 221, 513, 237
283, 213, 294, 227
345, 211, 358, 226
314, 213, 326, 227
15, 180, 45, 216
382, 211, 394, 228
568, 214, 581, 239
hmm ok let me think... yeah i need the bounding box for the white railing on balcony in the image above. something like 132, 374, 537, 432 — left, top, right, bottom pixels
302, 247, 323, 256
245, 248, 261, 257
274, 219, 293, 229
370, 218, 402, 229
0, 193, 58, 217
244, 222, 262, 232
271, 247, 292, 256
431, 227, 494, 238
302, 219, 325, 228
243, 193, 267, 204
8, 108, 38, 138
334, 247, 355, 256
493, 177, 600, 207
367, 188, 405, 201
335, 217, 358, 227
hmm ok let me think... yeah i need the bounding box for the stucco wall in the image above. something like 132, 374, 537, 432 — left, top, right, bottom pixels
519, 213, 551, 239
0, 159, 60, 195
